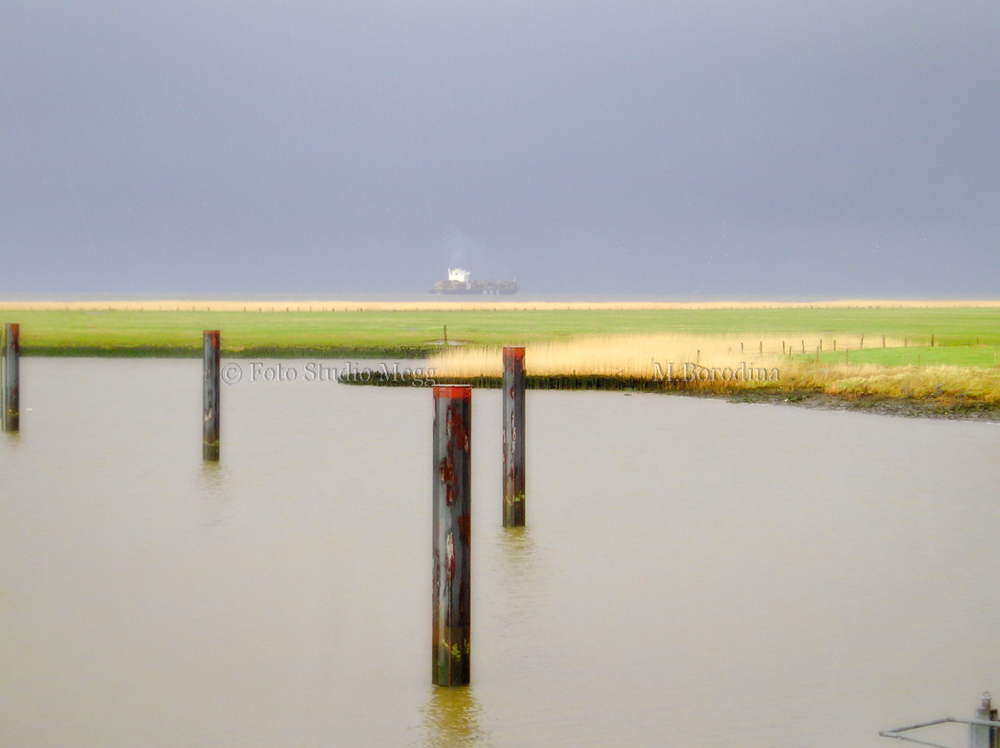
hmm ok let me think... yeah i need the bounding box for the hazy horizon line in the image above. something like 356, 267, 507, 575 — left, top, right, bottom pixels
3, 299, 999, 312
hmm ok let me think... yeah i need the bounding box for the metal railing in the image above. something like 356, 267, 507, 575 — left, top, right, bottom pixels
881, 694, 1000, 748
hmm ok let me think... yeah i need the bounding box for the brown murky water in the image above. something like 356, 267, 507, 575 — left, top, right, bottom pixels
2, 359, 999, 747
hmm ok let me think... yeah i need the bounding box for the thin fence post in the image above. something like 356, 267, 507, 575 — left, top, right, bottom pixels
203, 331, 220, 461
2, 324, 20, 433
502, 347, 526, 528
432, 385, 472, 686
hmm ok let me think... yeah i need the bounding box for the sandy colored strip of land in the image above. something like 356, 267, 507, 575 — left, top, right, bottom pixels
1, 300, 999, 312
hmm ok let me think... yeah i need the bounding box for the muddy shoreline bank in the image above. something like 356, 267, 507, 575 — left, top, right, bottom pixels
711, 388, 1000, 421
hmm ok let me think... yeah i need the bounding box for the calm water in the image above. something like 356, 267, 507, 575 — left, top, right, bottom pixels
2, 359, 999, 747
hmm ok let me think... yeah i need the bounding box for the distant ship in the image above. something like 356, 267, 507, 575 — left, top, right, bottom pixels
430, 268, 519, 295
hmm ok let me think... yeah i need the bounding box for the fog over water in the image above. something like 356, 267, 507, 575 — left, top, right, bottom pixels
1, 2, 998, 299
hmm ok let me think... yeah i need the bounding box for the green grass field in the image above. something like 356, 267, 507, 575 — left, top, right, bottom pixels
1, 306, 998, 366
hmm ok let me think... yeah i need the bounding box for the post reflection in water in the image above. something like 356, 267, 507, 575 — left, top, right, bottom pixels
199, 460, 235, 528
422, 684, 486, 747
496, 526, 536, 596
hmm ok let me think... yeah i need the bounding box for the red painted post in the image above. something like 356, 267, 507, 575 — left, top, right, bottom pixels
203, 331, 220, 461
502, 347, 526, 527
432, 385, 472, 686
2, 324, 19, 432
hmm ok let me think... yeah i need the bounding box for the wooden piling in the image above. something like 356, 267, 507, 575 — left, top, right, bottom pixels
1, 324, 20, 433
432, 385, 472, 686
882, 335, 886, 348
203, 331, 220, 461
502, 347, 526, 528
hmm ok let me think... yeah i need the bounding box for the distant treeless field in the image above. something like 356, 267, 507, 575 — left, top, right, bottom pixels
3, 299, 1000, 312
0, 301, 998, 366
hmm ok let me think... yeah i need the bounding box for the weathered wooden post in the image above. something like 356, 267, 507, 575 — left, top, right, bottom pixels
432, 385, 472, 686
970, 693, 998, 748
203, 330, 220, 461
502, 346, 526, 527
1, 324, 20, 432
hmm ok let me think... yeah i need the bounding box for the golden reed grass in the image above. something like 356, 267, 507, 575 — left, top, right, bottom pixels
429, 333, 1000, 402
781, 361, 1000, 402
429, 333, 906, 378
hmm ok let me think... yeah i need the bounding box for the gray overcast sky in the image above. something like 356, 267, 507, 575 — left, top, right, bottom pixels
1, 1, 998, 299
